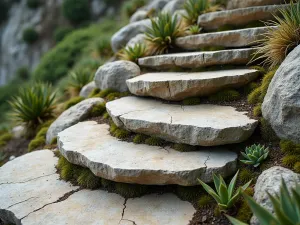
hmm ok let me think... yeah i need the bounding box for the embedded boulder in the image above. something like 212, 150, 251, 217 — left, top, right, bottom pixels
162, 0, 185, 14
126, 34, 147, 48
262, 45, 300, 143
130, 10, 148, 23
94, 60, 140, 92
46, 98, 105, 144
79, 81, 96, 98
251, 166, 300, 225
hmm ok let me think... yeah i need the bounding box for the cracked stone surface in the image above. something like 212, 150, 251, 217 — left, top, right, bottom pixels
198, 4, 288, 30
46, 98, 105, 144
138, 48, 256, 69
120, 194, 196, 225
175, 27, 274, 50
106, 96, 258, 146
126, 69, 259, 101
0, 150, 78, 225
58, 121, 237, 186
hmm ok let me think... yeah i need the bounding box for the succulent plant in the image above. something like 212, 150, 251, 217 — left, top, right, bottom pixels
240, 144, 269, 167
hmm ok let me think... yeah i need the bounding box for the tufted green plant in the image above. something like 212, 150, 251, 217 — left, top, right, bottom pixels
118, 43, 147, 63
69, 69, 94, 93
145, 13, 183, 55
227, 179, 300, 225
133, 134, 148, 144
77, 168, 102, 189
145, 136, 165, 146
9, 83, 56, 128
115, 183, 148, 198
198, 170, 252, 211
240, 144, 269, 167
209, 89, 240, 102
187, 25, 202, 35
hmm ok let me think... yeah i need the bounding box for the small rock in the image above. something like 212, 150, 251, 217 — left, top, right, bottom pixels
94, 61, 140, 92
9, 156, 16, 161
79, 81, 96, 98
46, 98, 105, 144
130, 10, 148, 23
11, 125, 25, 139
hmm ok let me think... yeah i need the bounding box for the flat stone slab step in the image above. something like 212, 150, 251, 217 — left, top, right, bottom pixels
106, 96, 258, 146
0, 151, 195, 225
126, 69, 259, 101
58, 121, 238, 186
198, 4, 287, 31
176, 27, 274, 50
138, 48, 256, 69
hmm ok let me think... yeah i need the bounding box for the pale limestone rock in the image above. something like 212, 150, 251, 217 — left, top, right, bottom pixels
0, 150, 78, 225
58, 121, 237, 186
138, 48, 256, 69
79, 81, 96, 98
227, 0, 285, 9
127, 69, 259, 101
162, 0, 185, 14
176, 27, 274, 50
46, 98, 105, 144
106, 96, 258, 146
11, 125, 25, 139
126, 34, 147, 48
130, 10, 148, 23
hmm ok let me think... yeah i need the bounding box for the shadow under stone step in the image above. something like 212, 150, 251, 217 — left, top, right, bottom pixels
106, 96, 258, 146
176, 27, 275, 50
138, 48, 256, 69
198, 4, 288, 31
58, 121, 238, 186
126, 69, 259, 101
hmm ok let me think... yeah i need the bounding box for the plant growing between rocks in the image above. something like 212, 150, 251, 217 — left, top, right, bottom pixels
187, 25, 202, 35
118, 43, 147, 63
68, 69, 94, 94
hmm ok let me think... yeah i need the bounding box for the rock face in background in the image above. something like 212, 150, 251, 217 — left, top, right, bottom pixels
0, 0, 112, 86
251, 166, 300, 225
262, 45, 300, 144
227, 0, 285, 9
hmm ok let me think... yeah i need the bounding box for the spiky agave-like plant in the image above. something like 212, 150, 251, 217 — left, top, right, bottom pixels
183, 0, 216, 25
69, 69, 94, 93
240, 144, 269, 167
252, 1, 300, 69
145, 13, 183, 55
118, 43, 147, 62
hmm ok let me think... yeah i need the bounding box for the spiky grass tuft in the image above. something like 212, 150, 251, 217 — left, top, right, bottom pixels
115, 183, 148, 198
209, 89, 240, 102
118, 43, 147, 63
253, 104, 262, 117
280, 140, 300, 154
182, 97, 201, 105
173, 143, 197, 152
68, 69, 94, 93
133, 134, 148, 144
113, 129, 131, 140
239, 169, 254, 183
77, 168, 102, 189
248, 87, 262, 105
198, 195, 213, 208
187, 25, 202, 35
145, 136, 165, 146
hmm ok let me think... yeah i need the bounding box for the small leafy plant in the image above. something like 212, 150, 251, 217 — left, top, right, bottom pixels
145, 13, 183, 54
198, 171, 252, 211
240, 144, 269, 167
69, 69, 94, 93
118, 43, 147, 63
187, 25, 202, 35
227, 179, 300, 225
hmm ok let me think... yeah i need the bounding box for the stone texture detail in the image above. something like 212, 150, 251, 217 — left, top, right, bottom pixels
262, 45, 300, 143
46, 98, 105, 144
106, 96, 258, 146
138, 48, 256, 69
176, 27, 274, 50
227, 0, 285, 9
79, 81, 96, 98
198, 4, 288, 31
58, 121, 237, 186
251, 166, 300, 225
127, 69, 259, 101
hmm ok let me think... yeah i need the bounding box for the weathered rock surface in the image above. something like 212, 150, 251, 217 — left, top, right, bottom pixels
46, 98, 104, 144
162, 0, 185, 14
0, 150, 78, 225
127, 69, 259, 101
121, 194, 195, 225
176, 27, 274, 50
227, 0, 285, 9
94, 60, 140, 92
138, 48, 256, 69
198, 4, 287, 31
79, 81, 96, 98
262, 45, 300, 143
58, 121, 237, 185
111, 19, 151, 52
130, 10, 148, 23
11, 125, 25, 139
251, 166, 300, 225
106, 96, 258, 146
126, 34, 147, 48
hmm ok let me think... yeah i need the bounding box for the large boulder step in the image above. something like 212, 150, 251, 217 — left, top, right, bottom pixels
106, 96, 258, 146
127, 69, 259, 101
198, 4, 288, 31
58, 121, 238, 186
175, 27, 275, 50
138, 48, 256, 69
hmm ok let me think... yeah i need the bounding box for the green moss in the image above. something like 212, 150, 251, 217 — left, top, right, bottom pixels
51, 137, 57, 145
133, 134, 148, 144
209, 89, 240, 102
115, 183, 148, 198
282, 155, 300, 168
243, 187, 254, 197
260, 70, 276, 100
64, 96, 84, 110
253, 104, 262, 117
294, 162, 300, 173
28, 136, 45, 152
101, 178, 114, 189
198, 195, 213, 208
236, 200, 253, 223
94, 89, 116, 98
250, 66, 266, 75
57, 155, 70, 170
182, 97, 201, 105
239, 169, 254, 183
88, 88, 101, 98
243, 82, 260, 95
106, 92, 121, 101
113, 129, 131, 140
109, 121, 118, 134
36, 127, 48, 138
173, 143, 197, 152
0, 133, 12, 143
145, 136, 165, 146
176, 186, 201, 201
280, 140, 300, 154
59, 158, 82, 181
77, 168, 102, 189
90, 103, 106, 117
248, 87, 262, 105
102, 112, 110, 119
260, 118, 278, 142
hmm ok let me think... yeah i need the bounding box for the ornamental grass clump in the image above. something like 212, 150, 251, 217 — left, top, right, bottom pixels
69, 69, 94, 93
198, 170, 252, 211
145, 13, 183, 55
118, 43, 147, 63
240, 144, 269, 167
9, 83, 56, 129
252, 1, 300, 69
